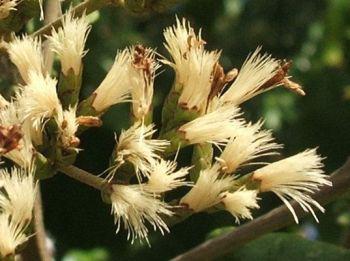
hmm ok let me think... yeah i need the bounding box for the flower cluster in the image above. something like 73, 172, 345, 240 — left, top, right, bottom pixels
0, 8, 331, 252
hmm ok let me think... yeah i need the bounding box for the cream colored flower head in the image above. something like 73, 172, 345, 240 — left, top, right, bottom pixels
112, 123, 169, 181
0, 102, 35, 168
92, 49, 132, 112
163, 17, 205, 84
55, 106, 80, 149
144, 158, 192, 193
216, 120, 282, 174
48, 8, 91, 75
7, 35, 44, 84
110, 184, 173, 244
0, 214, 30, 258
0, 167, 37, 225
220, 47, 281, 105
180, 165, 235, 212
18, 72, 61, 130
0, 0, 17, 19
128, 45, 160, 121
177, 47, 220, 112
221, 187, 260, 223
179, 104, 244, 146
252, 148, 332, 223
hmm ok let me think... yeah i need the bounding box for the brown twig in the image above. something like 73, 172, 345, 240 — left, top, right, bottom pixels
58, 165, 105, 190
172, 158, 350, 261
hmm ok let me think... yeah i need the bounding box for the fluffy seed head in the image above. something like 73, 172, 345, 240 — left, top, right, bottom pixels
110, 184, 173, 244
252, 148, 332, 223
180, 165, 235, 212
48, 9, 91, 75
222, 188, 260, 223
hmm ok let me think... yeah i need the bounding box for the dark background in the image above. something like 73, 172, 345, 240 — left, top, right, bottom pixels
36, 0, 350, 260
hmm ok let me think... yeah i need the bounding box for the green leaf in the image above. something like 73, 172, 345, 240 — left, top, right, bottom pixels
225, 233, 350, 261
62, 248, 110, 261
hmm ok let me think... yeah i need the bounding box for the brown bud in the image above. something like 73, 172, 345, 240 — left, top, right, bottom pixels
77, 116, 103, 127
283, 78, 305, 96
208, 63, 238, 102
0, 125, 22, 154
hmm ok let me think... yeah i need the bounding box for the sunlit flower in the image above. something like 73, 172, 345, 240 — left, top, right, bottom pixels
145, 158, 192, 193
0, 214, 29, 258
92, 49, 131, 112
112, 123, 169, 180
252, 148, 332, 223
220, 47, 281, 105
180, 165, 234, 212
129, 45, 159, 120
0, 102, 35, 167
0, 167, 37, 224
178, 104, 243, 146
55, 106, 80, 149
18, 72, 61, 129
163, 17, 205, 85
221, 187, 259, 223
7, 35, 44, 84
216, 121, 281, 174
110, 184, 173, 244
48, 8, 91, 75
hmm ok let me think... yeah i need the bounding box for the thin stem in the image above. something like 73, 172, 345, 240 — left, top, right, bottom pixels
32, 0, 121, 38
171, 157, 350, 261
20, 187, 49, 261
58, 165, 105, 190
34, 186, 52, 261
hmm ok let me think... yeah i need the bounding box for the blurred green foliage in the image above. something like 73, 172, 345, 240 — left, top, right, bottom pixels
33, 0, 350, 259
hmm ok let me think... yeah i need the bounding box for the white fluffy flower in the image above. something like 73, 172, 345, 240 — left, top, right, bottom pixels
112, 123, 169, 180
0, 167, 37, 225
0, 214, 29, 258
144, 159, 192, 193
48, 9, 91, 75
221, 188, 259, 223
252, 148, 332, 223
216, 121, 281, 174
55, 106, 80, 149
177, 47, 220, 112
220, 47, 281, 105
180, 165, 234, 212
110, 184, 173, 244
163, 17, 218, 112
163, 17, 205, 84
18, 72, 61, 129
0, 102, 35, 167
7, 35, 44, 84
129, 46, 159, 120
0, 0, 18, 19
178, 104, 243, 146
92, 49, 131, 112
